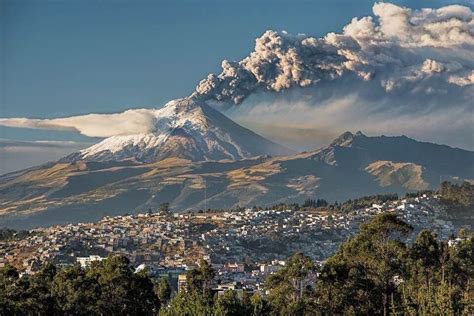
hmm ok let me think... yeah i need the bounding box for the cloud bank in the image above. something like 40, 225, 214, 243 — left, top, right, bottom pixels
0, 109, 158, 138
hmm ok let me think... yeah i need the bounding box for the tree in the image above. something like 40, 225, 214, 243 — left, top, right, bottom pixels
25, 263, 59, 314
160, 202, 171, 216
213, 290, 245, 316
316, 199, 328, 207
91, 255, 159, 315
185, 259, 215, 297
445, 233, 474, 314
265, 252, 316, 315
340, 194, 398, 212
52, 264, 100, 315
250, 293, 271, 316
439, 181, 473, 207
240, 291, 254, 315
0, 264, 21, 315
316, 255, 373, 313
317, 213, 412, 315
315, 214, 473, 315
159, 291, 213, 316
155, 277, 172, 305
354, 213, 412, 316
399, 230, 474, 315
302, 199, 317, 208
0, 228, 17, 240
0, 256, 161, 315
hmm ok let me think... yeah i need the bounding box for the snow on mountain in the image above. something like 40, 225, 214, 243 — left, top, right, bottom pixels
2, 131, 473, 229
65, 98, 293, 163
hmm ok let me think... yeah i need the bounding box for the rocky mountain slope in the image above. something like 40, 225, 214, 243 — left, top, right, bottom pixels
64, 97, 293, 163
1, 132, 472, 229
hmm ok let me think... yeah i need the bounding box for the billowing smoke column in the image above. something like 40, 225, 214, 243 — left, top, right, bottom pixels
193, 31, 348, 104
193, 2, 474, 104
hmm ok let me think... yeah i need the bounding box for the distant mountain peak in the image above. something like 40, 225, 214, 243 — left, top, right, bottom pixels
330, 131, 365, 147
64, 98, 293, 163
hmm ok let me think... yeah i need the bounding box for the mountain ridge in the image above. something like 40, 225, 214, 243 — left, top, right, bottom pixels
1, 131, 472, 229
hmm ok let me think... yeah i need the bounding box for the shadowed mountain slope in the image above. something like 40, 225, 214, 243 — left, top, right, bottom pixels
1, 132, 472, 229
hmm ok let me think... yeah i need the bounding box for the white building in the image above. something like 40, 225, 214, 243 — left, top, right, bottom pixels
76, 255, 105, 268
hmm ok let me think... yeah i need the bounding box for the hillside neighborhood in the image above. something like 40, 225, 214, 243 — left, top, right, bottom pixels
1, 193, 466, 293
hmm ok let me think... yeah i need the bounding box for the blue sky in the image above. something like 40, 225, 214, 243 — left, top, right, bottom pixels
1, 0, 473, 174
2, 0, 472, 141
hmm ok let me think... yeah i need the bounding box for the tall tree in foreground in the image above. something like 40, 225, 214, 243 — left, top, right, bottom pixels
0, 264, 23, 314
213, 289, 246, 316
155, 277, 172, 305
265, 252, 316, 315
185, 259, 215, 298
159, 291, 213, 316
90, 255, 159, 315
317, 213, 413, 315
401, 230, 474, 315
52, 264, 100, 315
159, 260, 216, 316
0, 256, 160, 315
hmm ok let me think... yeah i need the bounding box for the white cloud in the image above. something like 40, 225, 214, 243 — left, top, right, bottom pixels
0, 109, 158, 137
421, 59, 445, 73
372, 3, 474, 47
448, 70, 474, 86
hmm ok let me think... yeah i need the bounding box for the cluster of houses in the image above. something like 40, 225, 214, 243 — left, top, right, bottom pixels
0, 194, 462, 286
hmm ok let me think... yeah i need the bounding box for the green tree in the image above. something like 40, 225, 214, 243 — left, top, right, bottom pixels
155, 277, 172, 305
265, 252, 316, 315
52, 264, 101, 315
0, 264, 21, 314
439, 181, 473, 207
91, 255, 159, 315
446, 233, 474, 314
250, 293, 271, 316
317, 256, 370, 313
400, 230, 473, 315
213, 290, 245, 316
186, 259, 215, 297
317, 213, 412, 315
160, 202, 171, 215
240, 291, 254, 315
159, 291, 213, 316
25, 263, 59, 314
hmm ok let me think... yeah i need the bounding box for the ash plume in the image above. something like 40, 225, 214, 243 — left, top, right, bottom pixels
193, 2, 474, 104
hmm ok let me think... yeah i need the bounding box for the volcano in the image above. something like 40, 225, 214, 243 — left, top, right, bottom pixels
64, 98, 293, 163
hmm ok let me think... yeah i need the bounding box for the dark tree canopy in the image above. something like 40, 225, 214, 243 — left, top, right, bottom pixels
0, 256, 159, 316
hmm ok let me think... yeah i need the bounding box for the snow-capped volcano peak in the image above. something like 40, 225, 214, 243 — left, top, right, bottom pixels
150, 97, 210, 134
67, 98, 293, 163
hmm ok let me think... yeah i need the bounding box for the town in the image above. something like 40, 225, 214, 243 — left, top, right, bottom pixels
1, 192, 465, 295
